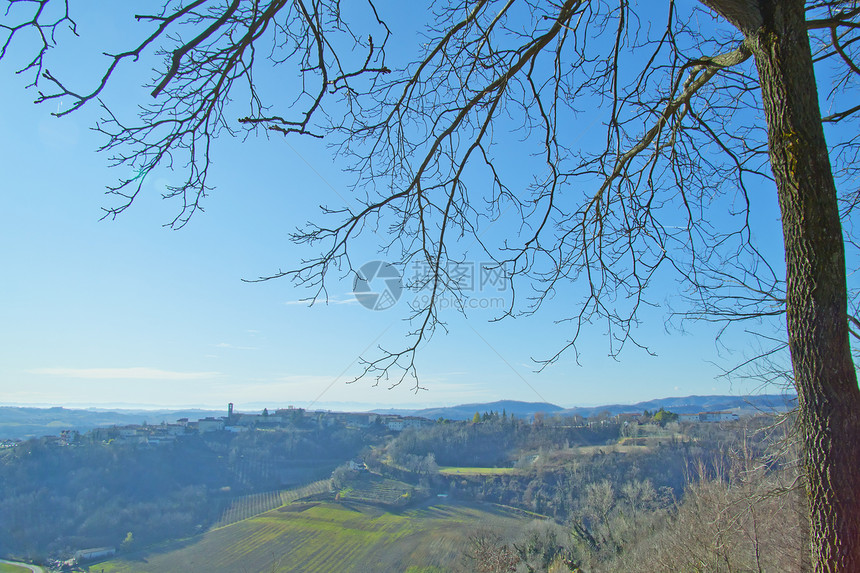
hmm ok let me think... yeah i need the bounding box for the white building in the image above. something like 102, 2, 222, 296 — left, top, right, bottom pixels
699, 411, 739, 422
197, 417, 225, 432
384, 416, 433, 431
165, 423, 186, 436
74, 547, 116, 563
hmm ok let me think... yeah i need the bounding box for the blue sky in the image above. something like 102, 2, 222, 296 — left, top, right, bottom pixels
0, 2, 791, 411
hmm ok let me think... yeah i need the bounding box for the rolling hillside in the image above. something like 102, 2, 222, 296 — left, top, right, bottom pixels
98, 499, 531, 573
374, 400, 564, 420
557, 393, 797, 418
0, 393, 796, 440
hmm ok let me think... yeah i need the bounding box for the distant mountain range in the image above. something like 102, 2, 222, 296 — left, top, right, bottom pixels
373, 394, 796, 421
0, 394, 796, 439
0, 406, 222, 440
372, 400, 565, 421
557, 394, 797, 418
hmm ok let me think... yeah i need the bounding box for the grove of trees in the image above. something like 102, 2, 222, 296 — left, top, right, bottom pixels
0, 424, 373, 560
377, 414, 804, 571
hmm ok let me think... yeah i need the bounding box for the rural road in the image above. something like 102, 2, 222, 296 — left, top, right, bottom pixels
0, 559, 45, 572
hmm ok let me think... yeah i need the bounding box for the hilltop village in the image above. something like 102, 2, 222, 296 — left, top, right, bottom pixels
0, 400, 747, 454
0, 402, 743, 450
36, 404, 436, 448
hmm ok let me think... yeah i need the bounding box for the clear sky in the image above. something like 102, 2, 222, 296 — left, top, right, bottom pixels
0, 2, 792, 411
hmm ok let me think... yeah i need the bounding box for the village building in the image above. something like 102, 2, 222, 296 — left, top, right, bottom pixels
196, 417, 225, 433
74, 547, 116, 563
698, 411, 739, 422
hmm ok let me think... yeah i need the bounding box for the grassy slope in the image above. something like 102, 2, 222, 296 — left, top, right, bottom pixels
98, 500, 528, 573
214, 480, 331, 528
438, 467, 520, 476
0, 564, 31, 573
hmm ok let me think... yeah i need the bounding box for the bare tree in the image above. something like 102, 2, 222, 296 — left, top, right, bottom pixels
463, 529, 521, 573
3, 0, 860, 570
614, 435, 807, 572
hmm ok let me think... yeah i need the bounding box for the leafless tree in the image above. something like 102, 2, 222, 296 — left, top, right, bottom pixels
3, 0, 860, 570
612, 436, 806, 572
463, 529, 521, 572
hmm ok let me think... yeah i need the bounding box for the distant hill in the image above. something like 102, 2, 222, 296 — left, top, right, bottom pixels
373, 400, 564, 421
373, 394, 796, 421
0, 406, 222, 440
0, 393, 796, 439
558, 394, 797, 418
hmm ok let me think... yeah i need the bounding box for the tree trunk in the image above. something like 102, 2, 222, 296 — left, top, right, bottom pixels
748, 1, 860, 571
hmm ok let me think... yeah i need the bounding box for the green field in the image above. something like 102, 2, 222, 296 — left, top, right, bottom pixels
98, 500, 528, 573
214, 480, 331, 528
336, 474, 418, 506
438, 466, 520, 476
0, 563, 32, 573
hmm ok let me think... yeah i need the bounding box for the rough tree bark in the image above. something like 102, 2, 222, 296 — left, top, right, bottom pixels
734, 1, 860, 570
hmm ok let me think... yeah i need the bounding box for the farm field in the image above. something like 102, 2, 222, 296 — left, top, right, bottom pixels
97, 500, 529, 573
566, 444, 652, 455
438, 466, 520, 476
559, 434, 689, 456
214, 480, 331, 528
336, 474, 420, 506
0, 563, 32, 573
0, 560, 43, 573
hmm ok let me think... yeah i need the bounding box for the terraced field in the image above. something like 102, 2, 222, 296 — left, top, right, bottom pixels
98, 500, 529, 573
214, 480, 331, 528
336, 474, 418, 506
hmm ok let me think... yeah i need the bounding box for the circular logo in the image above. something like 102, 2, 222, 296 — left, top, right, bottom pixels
353, 261, 403, 311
